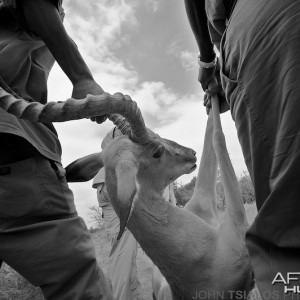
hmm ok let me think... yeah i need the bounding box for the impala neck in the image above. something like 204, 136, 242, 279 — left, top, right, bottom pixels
127, 191, 184, 273
127, 189, 207, 291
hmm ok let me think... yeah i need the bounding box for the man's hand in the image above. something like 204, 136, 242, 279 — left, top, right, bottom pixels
198, 57, 222, 91
202, 62, 229, 114
72, 79, 107, 124
203, 87, 229, 115
198, 63, 218, 92
203, 72, 229, 115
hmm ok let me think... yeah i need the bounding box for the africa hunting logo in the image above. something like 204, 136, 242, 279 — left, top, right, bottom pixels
272, 273, 300, 295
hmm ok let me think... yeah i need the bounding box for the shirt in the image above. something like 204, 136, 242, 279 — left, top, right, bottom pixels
0, 0, 64, 162
205, 0, 237, 48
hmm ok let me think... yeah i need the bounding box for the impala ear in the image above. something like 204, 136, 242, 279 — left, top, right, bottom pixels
115, 161, 137, 240
66, 152, 103, 182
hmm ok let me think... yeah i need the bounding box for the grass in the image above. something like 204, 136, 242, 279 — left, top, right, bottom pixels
0, 264, 43, 300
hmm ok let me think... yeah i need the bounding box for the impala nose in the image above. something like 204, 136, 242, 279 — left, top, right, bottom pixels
186, 149, 197, 163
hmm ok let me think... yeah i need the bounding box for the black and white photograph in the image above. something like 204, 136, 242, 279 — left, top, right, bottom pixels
0, 0, 299, 299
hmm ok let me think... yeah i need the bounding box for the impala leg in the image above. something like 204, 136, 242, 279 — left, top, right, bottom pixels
185, 112, 219, 225
211, 93, 248, 229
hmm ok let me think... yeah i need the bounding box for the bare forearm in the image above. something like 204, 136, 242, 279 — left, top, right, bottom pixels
184, 0, 215, 62
20, 0, 94, 85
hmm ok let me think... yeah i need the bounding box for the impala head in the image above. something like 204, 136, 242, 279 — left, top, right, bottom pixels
98, 95, 196, 238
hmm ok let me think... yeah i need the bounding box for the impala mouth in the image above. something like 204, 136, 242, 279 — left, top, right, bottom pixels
191, 164, 197, 171
185, 163, 197, 174
187, 152, 197, 172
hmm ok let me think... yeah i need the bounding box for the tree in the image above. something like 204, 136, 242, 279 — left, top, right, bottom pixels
216, 168, 225, 210
174, 169, 255, 210
239, 171, 255, 204
174, 177, 196, 207
88, 205, 104, 228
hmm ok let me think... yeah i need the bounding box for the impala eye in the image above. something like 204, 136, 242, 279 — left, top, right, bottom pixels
152, 145, 165, 159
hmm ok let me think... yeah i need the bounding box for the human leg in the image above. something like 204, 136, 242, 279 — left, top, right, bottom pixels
110, 229, 140, 300
102, 204, 140, 300
0, 218, 112, 300
0, 153, 112, 300
221, 0, 300, 298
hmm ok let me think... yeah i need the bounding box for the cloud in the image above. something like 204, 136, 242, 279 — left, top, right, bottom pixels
64, 0, 138, 56
145, 0, 160, 13
127, 81, 180, 128
166, 39, 181, 57
166, 40, 198, 72
179, 50, 198, 72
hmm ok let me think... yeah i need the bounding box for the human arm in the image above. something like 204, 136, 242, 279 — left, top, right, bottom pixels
184, 0, 217, 91
204, 77, 229, 114
65, 152, 103, 182
19, 0, 106, 122
184, 0, 229, 113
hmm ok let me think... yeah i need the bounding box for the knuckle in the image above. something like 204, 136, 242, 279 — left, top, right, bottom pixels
112, 92, 124, 100
124, 95, 132, 101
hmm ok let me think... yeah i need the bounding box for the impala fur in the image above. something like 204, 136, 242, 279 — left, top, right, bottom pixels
98, 95, 253, 299
53, 86, 253, 299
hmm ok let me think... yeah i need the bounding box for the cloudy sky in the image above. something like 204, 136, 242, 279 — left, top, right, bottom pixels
47, 0, 247, 226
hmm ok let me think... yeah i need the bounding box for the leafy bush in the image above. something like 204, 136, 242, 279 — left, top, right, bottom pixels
174, 178, 196, 207
239, 171, 255, 204
88, 205, 105, 228
174, 170, 255, 209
